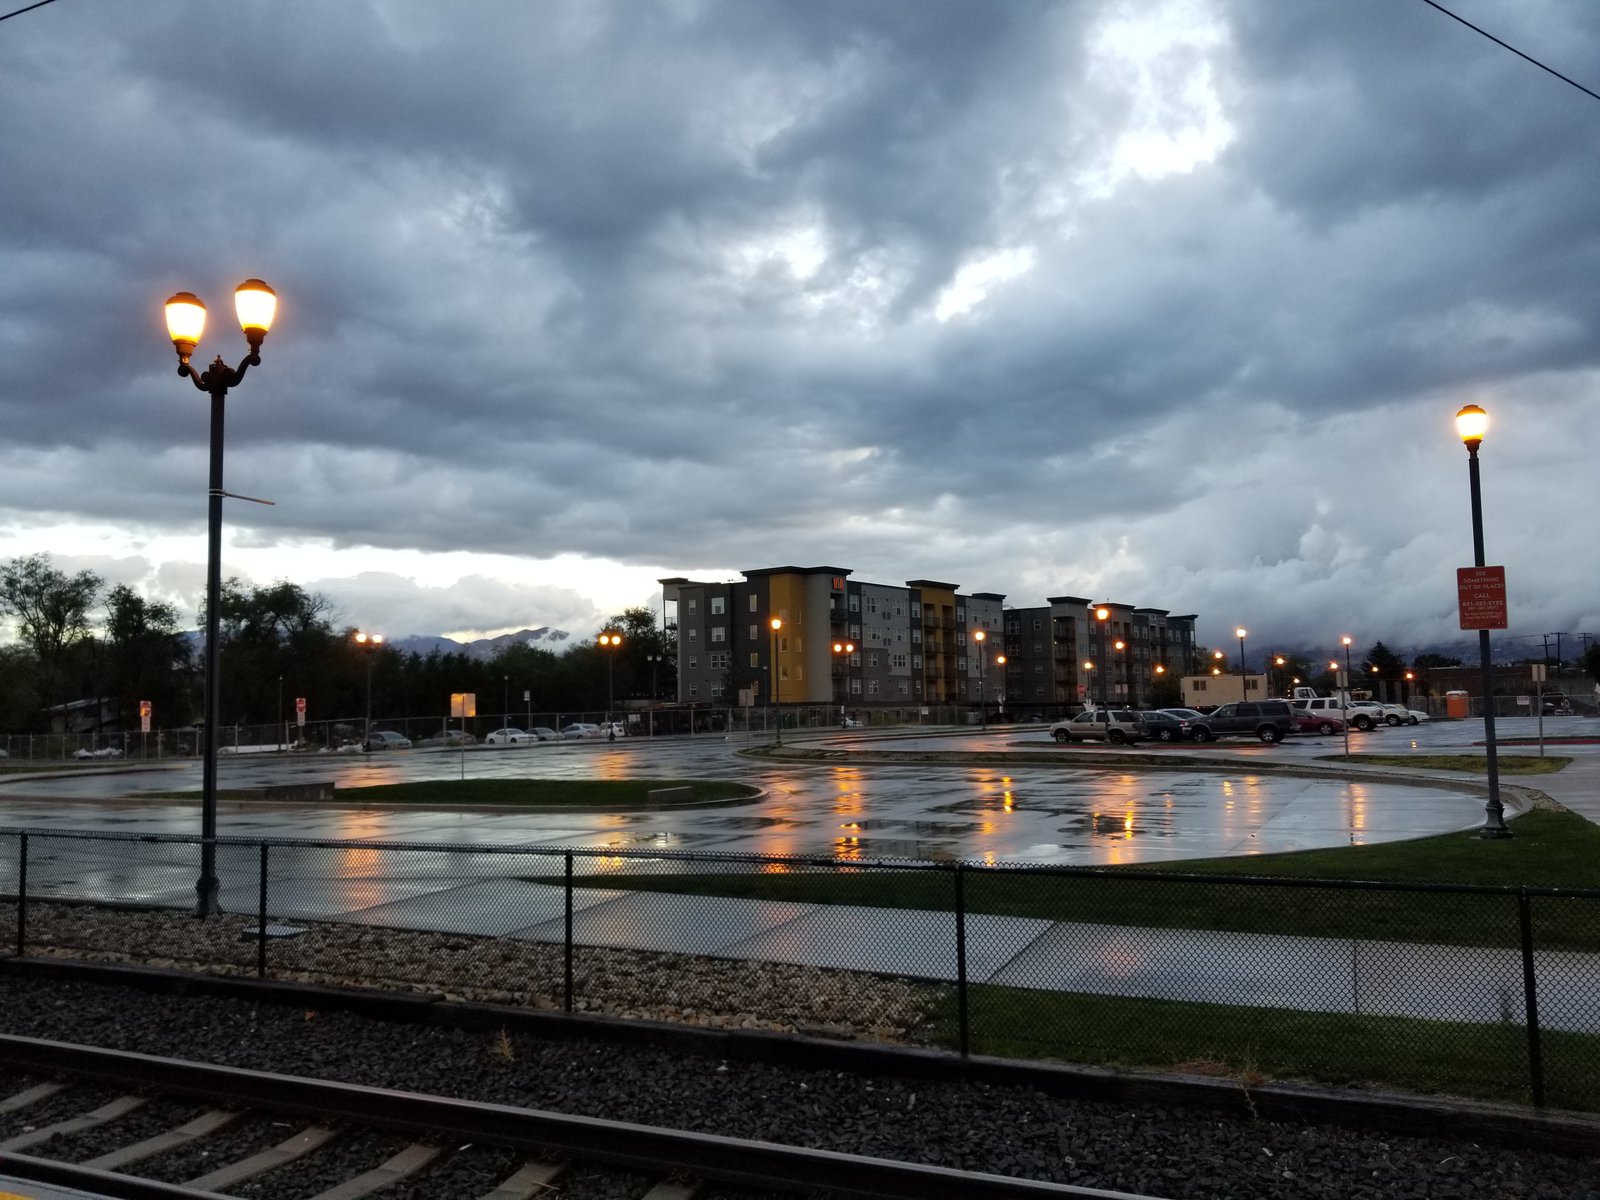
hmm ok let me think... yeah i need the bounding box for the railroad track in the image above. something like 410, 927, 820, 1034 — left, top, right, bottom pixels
0, 1034, 1150, 1200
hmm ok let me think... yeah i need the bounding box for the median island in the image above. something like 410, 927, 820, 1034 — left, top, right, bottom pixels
148, 779, 760, 809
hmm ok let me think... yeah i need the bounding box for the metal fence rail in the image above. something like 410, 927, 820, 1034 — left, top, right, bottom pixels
0, 828, 1596, 1110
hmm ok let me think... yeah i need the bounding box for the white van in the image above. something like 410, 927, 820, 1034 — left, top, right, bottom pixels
1292, 697, 1379, 732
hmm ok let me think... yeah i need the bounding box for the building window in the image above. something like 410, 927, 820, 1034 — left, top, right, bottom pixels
897, 680, 908, 695
687, 656, 697, 669
750, 653, 760, 668
711, 596, 724, 615
866, 596, 878, 614
849, 595, 860, 612
1194, 679, 1206, 691
913, 655, 922, 670
892, 653, 907, 669
687, 629, 696, 641
1032, 619, 1041, 632
711, 683, 723, 698
750, 624, 759, 641
749, 595, 759, 612
868, 680, 880, 696
915, 679, 923, 694
780, 666, 789, 681
780, 636, 789, 653
911, 628, 921, 644
868, 652, 879, 668
911, 602, 921, 618
850, 678, 862, 694
687, 598, 697, 614
711, 626, 726, 642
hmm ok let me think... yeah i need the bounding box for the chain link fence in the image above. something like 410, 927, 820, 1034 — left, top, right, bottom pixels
0, 829, 1596, 1108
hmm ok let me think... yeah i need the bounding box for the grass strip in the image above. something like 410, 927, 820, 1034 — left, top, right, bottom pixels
933, 985, 1600, 1111
143, 779, 757, 807
1325, 753, 1571, 775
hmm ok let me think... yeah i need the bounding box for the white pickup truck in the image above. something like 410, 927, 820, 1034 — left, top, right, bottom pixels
1286, 689, 1381, 731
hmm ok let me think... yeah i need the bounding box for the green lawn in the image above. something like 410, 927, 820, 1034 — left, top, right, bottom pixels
146, 778, 758, 807
938, 986, 1597, 1111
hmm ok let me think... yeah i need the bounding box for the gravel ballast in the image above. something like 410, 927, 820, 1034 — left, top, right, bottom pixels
0, 973, 1594, 1199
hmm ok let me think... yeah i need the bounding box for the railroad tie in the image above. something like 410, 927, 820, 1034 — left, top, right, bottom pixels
0, 1093, 146, 1152
184, 1123, 340, 1192
303, 1141, 443, 1200
83, 1108, 240, 1170
475, 1158, 566, 1199
640, 1181, 702, 1200
0, 1082, 65, 1114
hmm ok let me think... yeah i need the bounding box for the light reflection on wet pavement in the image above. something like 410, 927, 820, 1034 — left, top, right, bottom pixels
0, 722, 1523, 866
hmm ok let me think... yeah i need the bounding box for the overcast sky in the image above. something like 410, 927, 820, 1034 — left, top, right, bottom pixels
1, 0, 1596, 659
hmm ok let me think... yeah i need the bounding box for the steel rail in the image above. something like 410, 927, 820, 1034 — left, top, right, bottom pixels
0, 1034, 1153, 1200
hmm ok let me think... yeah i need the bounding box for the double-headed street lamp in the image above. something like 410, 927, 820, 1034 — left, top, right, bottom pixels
974, 629, 988, 729
769, 617, 783, 745
1457, 404, 1510, 839
597, 631, 623, 731
354, 631, 383, 749
831, 640, 855, 721
164, 279, 277, 917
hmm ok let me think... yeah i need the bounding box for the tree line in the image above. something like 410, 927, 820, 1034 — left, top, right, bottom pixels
0, 554, 676, 734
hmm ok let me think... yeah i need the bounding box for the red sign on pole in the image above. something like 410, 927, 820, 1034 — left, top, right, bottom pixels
1457, 566, 1508, 630
295, 696, 307, 727
139, 700, 151, 734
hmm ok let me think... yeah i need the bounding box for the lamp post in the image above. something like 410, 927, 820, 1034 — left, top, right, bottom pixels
277, 674, 284, 753
503, 674, 509, 729
1273, 655, 1286, 698
1340, 637, 1355, 757
1113, 639, 1127, 705
832, 640, 854, 724
1083, 659, 1096, 710
769, 617, 783, 745
1456, 403, 1510, 839
354, 631, 382, 750
1235, 627, 1248, 685
165, 281, 277, 917
974, 629, 987, 729
597, 632, 622, 733
995, 653, 1007, 720
1094, 607, 1110, 708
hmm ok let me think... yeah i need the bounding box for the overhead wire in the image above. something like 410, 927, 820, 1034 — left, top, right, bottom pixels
0, 0, 60, 23
1418, 0, 1600, 103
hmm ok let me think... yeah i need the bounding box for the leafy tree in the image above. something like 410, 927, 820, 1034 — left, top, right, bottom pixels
209, 579, 340, 725
0, 553, 102, 721
104, 584, 192, 730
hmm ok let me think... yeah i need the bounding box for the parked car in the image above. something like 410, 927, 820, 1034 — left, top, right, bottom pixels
840, 716, 863, 729
1050, 709, 1148, 746
1160, 707, 1208, 722
1188, 701, 1297, 744
364, 730, 412, 751
599, 721, 627, 739
1137, 710, 1191, 742
560, 723, 601, 740
417, 729, 476, 748
1368, 701, 1413, 727
71, 746, 124, 759
529, 726, 560, 741
1406, 709, 1431, 724
1292, 710, 1346, 736
484, 727, 534, 745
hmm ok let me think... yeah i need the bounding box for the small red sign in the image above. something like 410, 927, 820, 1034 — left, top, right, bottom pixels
295, 697, 307, 714
1457, 566, 1508, 630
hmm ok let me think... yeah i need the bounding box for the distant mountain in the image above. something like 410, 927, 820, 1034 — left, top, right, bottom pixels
389, 627, 572, 661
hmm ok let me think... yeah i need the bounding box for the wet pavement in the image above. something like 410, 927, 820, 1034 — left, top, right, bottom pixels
5, 714, 1594, 865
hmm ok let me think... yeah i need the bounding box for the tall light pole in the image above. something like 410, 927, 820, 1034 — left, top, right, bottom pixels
1457, 404, 1511, 839
503, 673, 509, 729
1339, 638, 1354, 758
1235, 627, 1248, 686
354, 631, 383, 749
832, 640, 854, 724
1083, 659, 1096, 710
769, 617, 783, 745
995, 653, 1007, 720
974, 629, 987, 729
1273, 655, 1286, 697
164, 280, 277, 917
598, 632, 622, 732
1114, 639, 1127, 705
1094, 607, 1110, 708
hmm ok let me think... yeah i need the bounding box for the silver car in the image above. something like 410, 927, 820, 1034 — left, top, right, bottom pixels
1050, 709, 1148, 746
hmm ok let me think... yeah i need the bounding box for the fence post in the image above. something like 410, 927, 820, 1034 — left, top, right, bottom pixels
15, 834, 27, 958
257, 844, 270, 979
1517, 888, 1545, 1107
954, 862, 969, 1059
564, 851, 574, 1013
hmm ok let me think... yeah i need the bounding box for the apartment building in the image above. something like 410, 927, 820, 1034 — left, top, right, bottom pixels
661, 567, 1197, 717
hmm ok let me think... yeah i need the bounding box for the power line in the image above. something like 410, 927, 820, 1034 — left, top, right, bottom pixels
0, 0, 60, 23
1419, 0, 1600, 103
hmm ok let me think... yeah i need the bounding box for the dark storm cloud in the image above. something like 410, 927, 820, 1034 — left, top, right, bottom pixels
0, 0, 1595, 648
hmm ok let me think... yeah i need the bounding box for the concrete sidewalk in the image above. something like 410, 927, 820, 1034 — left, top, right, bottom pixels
203, 871, 1598, 1036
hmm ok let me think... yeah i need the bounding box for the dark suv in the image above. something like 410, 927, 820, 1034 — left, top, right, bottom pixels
1188, 700, 1297, 744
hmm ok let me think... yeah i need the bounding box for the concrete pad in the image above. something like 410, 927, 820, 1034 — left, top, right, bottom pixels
723, 905, 1054, 982
989, 921, 1359, 1012
217, 877, 474, 920
1352, 940, 1600, 1034
339, 878, 624, 936
514, 890, 815, 955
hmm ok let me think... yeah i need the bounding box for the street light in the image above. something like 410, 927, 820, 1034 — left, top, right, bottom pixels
1456, 403, 1510, 839
974, 629, 988, 729
831, 640, 855, 723
1340, 637, 1354, 758
1094, 607, 1110, 708
994, 653, 1007, 720
1235, 627, 1248, 682
1083, 659, 1096, 707
769, 617, 783, 745
1113, 639, 1127, 705
503, 673, 509, 729
597, 631, 622, 734
1273, 655, 1286, 697
354, 631, 383, 750
165, 280, 277, 917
